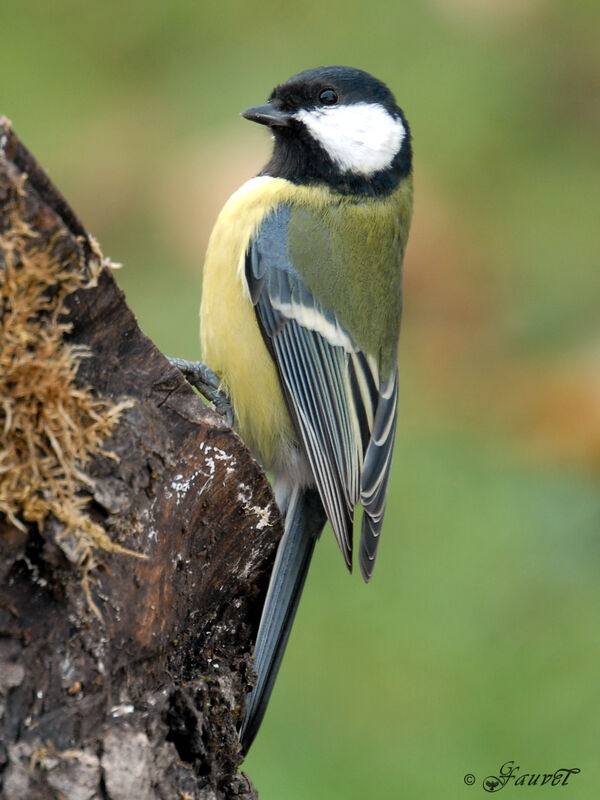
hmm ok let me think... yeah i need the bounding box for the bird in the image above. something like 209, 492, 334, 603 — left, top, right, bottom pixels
196, 65, 413, 752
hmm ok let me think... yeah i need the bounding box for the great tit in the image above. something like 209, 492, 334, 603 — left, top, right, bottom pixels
197, 65, 413, 752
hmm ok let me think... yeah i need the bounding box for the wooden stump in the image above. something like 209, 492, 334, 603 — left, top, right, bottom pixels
0, 117, 282, 800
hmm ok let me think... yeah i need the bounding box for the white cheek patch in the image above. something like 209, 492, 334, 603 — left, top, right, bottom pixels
294, 103, 405, 176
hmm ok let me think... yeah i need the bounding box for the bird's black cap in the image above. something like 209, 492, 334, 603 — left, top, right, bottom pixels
270, 65, 401, 116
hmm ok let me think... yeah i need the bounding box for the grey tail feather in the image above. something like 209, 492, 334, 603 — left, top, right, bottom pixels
239, 484, 327, 754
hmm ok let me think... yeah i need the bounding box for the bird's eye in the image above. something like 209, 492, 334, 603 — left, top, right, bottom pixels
318, 88, 338, 106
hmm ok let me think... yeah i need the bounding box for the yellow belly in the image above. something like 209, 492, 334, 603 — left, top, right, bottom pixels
199, 176, 297, 468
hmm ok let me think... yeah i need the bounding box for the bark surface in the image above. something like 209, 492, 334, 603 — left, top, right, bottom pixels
0, 117, 281, 800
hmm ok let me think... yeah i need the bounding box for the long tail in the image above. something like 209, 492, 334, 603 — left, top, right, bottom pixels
239, 483, 327, 753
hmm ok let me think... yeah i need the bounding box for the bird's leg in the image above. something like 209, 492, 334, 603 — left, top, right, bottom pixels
168, 357, 234, 426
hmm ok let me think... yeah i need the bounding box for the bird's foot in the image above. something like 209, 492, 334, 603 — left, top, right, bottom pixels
168, 357, 234, 426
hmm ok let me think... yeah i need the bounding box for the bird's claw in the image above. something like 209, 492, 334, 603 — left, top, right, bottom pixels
168, 357, 234, 426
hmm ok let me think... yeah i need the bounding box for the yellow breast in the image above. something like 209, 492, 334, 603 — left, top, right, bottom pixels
200, 176, 297, 469
200, 174, 411, 469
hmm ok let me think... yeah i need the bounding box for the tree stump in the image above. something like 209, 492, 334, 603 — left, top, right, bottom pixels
0, 116, 282, 800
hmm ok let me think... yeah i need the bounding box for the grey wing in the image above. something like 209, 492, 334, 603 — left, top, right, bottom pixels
359, 368, 398, 579
246, 205, 398, 580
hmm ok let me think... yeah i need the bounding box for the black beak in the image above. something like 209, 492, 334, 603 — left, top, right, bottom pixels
241, 103, 293, 128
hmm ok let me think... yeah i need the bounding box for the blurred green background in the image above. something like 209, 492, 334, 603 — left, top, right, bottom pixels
4, 0, 599, 796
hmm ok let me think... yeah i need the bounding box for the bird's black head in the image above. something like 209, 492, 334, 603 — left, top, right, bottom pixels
242, 66, 412, 196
